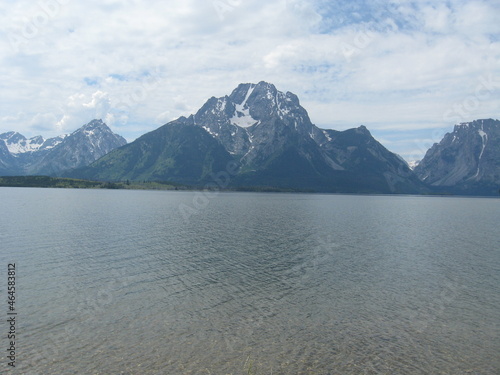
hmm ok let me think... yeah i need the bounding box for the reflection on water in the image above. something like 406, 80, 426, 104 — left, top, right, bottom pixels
1, 188, 499, 374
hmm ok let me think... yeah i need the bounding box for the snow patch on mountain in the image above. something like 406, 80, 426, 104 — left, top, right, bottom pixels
0, 119, 126, 175
473, 128, 488, 178
230, 84, 258, 128
0, 131, 70, 155
231, 112, 258, 128
202, 126, 218, 137
407, 160, 420, 170
477, 129, 487, 161
322, 130, 332, 142
7, 138, 44, 154
415, 118, 499, 190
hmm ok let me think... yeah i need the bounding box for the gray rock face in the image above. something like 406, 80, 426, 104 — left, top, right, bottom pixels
0, 138, 19, 175
320, 126, 422, 192
0, 119, 127, 176
28, 119, 127, 175
414, 119, 500, 190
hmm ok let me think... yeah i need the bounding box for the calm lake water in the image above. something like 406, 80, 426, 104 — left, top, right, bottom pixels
0, 188, 499, 374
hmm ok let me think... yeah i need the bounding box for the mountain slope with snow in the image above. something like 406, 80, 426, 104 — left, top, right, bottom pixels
0, 120, 126, 176
414, 119, 500, 194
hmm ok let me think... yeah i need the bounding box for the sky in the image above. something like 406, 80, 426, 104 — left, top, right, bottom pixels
0, 0, 499, 161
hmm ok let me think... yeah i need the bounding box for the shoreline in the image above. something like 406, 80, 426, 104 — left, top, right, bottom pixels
0, 176, 498, 197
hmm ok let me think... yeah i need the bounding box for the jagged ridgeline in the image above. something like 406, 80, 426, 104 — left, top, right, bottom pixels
0, 120, 126, 176
66, 81, 425, 193
2, 82, 498, 194
415, 119, 500, 195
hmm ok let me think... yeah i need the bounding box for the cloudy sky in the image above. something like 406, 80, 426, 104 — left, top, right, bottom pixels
1, 0, 499, 161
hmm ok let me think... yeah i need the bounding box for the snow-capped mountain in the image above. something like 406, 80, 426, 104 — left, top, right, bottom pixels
193, 82, 327, 166
0, 132, 67, 155
27, 119, 127, 175
69, 82, 425, 193
0, 131, 67, 175
190, 81, 422, 192
0, 120, 126, 176
414, 119, 499, 194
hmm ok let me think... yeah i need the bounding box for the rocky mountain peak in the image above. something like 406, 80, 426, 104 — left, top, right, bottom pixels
414, 118, 499, 193
355, 125, 371, 136
226, 81, 304, 126
228, 82, 258, 105
0, 119, 127, 176
30, 135, 45, 144
192, 81, 327, 158
0, 131, 26, 144
194, 81, 308, 129
0, 131, 46, 154
83, 118, 105, 128
74, 118, 113, 135
69, 119, 126, 145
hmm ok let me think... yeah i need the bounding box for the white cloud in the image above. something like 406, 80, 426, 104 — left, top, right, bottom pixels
421, 4, 453, 33
30, 112, 59, 132
55, 90, 112, 133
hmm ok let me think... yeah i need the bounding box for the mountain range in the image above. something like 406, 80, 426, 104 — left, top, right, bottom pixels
65, 82, 425, 193
0, 120, 126, 176
0, 82, 498, 195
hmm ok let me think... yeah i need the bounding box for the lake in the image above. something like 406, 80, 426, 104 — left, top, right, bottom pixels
1, 188, 499, 374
